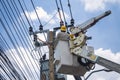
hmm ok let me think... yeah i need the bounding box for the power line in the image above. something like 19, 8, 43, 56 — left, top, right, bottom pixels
43, 12, 58, 27
30, 0, 42, 25
0, 1, 36, 79
0, 50, 24, 80
13, 0, 40, 69
0, 10, 32, 80
11, 0, 33, 50
21, 0, 36, 30
0, 56, 17, 80
67, 0, 74, 25
55, 0, 64, 26
30, 0, 44, 31
17, 0, 31, 27
9, 1, 40, 78
1, 0, 40, 78
29, 0, 47, 42
85, 69, 112, 80
17, 0, 41, 61
0, 33, 27, 80
59, 0, 67, 26
0, 64, 12, 80
0, 73, 8, 80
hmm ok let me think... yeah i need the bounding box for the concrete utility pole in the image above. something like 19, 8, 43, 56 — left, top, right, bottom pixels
48, 31, 54, 80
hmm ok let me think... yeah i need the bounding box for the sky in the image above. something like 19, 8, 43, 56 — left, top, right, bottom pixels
21, 0, 120, 53
0, 0, 120, 80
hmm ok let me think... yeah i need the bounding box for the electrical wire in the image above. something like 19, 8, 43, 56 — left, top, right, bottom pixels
0, 33, 27, 80
9, 1, 39, 78
67, 0, 74, 25
0, 0, 49, 79
21, 0, 36, 30
18, 0, 41, 65
0, 11, 32, 80
67, 0, 73, 20
43, 12, 58, 27
17, 0, 31, 27
1, 0, 39, 79
0, 61, 12, 80
11, 0, 34, 50
0, 56, 17, 80
2, 4, 34, 79
0, 73, 7, 80
0, 50, 24, 80
18, 1, 45, 77
55, 0, 64, 26
30, 0, 47, 42
59, 0, 67, 26
30, 0, 42, 25
85, 69, 112, 80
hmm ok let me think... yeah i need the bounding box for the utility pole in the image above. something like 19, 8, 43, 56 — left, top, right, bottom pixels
30, 28, 66, 80
48, 31, 54, 80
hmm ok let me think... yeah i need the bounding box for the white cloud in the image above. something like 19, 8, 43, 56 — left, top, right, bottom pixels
80, 0, 120, 12
24, 7, 69, 25
24, 7, 56, 24
95, 48, 120, 64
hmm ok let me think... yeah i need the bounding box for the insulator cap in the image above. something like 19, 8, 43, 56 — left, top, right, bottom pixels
39, 25, 43, 31
60, 21, 64, 27
71, 19, 74, 25
34, 34, 37, 41
29, 26, 33, 32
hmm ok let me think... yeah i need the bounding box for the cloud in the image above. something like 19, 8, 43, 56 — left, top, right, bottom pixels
95, 48, 120, 64
80, 0, 120, 12
24, 7, 55, 24
23, 7, 69, 25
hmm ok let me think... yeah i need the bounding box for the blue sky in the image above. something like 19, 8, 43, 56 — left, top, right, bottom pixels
0, 0, 120, 80
21, 0, 120, 53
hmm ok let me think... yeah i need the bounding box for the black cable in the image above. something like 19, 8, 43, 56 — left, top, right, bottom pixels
85, 69, 112, 80
73, 75, 82, 80
0, 10, 32, 80
20, 0, 46, 74
10, 1, 40, 78
3, 1, 34, 75
0, 25, 26, 80
30, 0, 42, 25
11, 0, 33, 51
30, 0, 43, 30
0, 73, 8, 80
11, 0, 34, 50
0, 62, 12, 80
4, 0, 38, 77
21, 0, 35, 30
17, 0, 31, 27
0, 65, 12, 80
43, 12, 58, 26
0, 56, 17, 80
14, 0, 40, 69
67, 0, 74, 25
30, 0, 47, 42
0, 30, 21, 80
0, 0, 39, 78
0, 50, 24, 80
0, 33, 27, 80
55, 0, 64, 26
16, 0, 38, 67
13, 0, 47, 79
59, 0, 67, 26
67, 0, 73, 19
